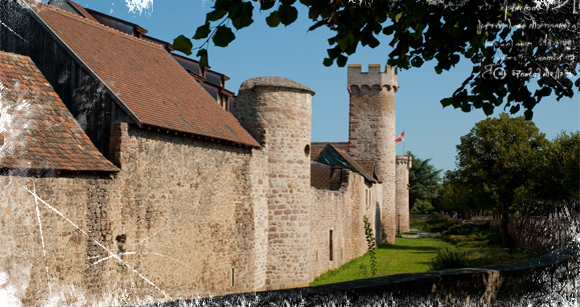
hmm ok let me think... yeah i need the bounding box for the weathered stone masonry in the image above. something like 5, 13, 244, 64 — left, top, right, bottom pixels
232, 77, 314, 290
396, 155, 412, 234
347, 64, 399, 244
0, 69, 409, 305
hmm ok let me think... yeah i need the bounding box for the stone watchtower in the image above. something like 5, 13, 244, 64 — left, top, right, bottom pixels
347, 64, 398, 244
396, 155, 412, 233
232, 77, 314, 290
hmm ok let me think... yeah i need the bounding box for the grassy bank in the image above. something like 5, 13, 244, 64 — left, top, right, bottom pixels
310, 237, 450, 286
310, 235, 537, 286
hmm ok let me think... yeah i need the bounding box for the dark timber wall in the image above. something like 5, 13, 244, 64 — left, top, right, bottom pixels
0, 0, 134, 158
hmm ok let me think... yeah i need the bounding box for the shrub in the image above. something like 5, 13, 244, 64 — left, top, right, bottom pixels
421, 220, 456, 233
363, 215, 377, 277
430, 247, 470, 271
443, 223, 484, 236
411, 199, 435, 214
445, 235, 469, 245
484, 230, 503, 245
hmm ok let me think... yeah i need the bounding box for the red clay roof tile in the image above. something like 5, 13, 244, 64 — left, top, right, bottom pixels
66, 0, 102, 23
0, 51, 119, 172
26, 0, 259, 147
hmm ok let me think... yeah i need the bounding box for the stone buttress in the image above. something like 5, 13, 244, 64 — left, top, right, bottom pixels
231, 77, 314, 290
347, 64, 398, 244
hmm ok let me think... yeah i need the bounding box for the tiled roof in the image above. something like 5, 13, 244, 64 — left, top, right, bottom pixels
311, 142, 349, 160
315, 144, 376, 183
26, 0, 259, 147
66, 0, 99, 23
355, 159, 378, 182
0, 51, 119, 172
310, 162, 331, 190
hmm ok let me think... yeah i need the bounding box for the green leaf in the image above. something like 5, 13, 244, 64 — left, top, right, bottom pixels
411, 56, 424, 68
337, 33, 355, 52
337, 55, 347, 67
206, 9, 228, 22
260, 0, 275, 10
461, 101, 471, 112
441, 98, 453, 108
197, 48, 208, 67
482, 103, 494, 115
382, 25, 395, 35
367, 36, 380, 48
213, 0, 234, 10
231, 1, 254, 29
278, 4, 298, 26
395, 12, 403, 23
266, 11, 281, 27
509, 104, 521, 114
524, 109, 533, 120
323, 57, 333, 67
212, 26, 236, 47
172, 35, 193, 55
534, 87, 552, 97
193, 24, 211, 40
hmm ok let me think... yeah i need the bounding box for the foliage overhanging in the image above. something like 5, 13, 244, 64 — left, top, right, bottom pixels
174, 0, 579, 118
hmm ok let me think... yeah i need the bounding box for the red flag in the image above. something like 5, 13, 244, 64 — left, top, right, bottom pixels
395, 131, 405, 143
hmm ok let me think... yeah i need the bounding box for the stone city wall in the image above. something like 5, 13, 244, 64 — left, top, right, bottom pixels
395, 155, 411, 233
104, 123, 264, 303
347, 64, 398, 245
309, 170, 383, 281
0, 172, 113, 306
232, 78, 314, 291
0, 122, 268, 306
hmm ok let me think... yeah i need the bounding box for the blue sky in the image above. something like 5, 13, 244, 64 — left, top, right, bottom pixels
53, 0, 579, 173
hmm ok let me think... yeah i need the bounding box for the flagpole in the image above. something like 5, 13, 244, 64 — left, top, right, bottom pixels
403, 129, 406, 156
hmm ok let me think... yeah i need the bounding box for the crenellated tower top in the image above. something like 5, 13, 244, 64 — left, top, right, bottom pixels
347, 64, 398, 92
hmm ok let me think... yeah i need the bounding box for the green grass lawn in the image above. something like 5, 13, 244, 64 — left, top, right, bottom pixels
310, 237, 452, 286
310, 236, 538, 286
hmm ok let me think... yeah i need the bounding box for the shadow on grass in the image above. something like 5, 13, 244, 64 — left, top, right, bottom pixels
377, 244, 442, 253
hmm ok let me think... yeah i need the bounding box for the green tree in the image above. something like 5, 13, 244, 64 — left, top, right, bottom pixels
439, 169, 498, 218
454, 113, 548, 247
514, 131, 580, 214
173, 0, 579, 118
407, 152, 442, 208
411, 199, 435, 214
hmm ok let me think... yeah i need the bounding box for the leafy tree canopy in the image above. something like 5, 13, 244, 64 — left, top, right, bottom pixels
173, 0, 579, 119
407, 151, 442, 208
515, 131, 580, 211
453, 113, 549, 246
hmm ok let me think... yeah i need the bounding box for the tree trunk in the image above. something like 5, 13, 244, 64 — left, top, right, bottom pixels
500, 202, 514, 248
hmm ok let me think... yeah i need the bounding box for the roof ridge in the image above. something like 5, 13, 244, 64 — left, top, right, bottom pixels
0, 50, 32, 59
30, 0, 167, 52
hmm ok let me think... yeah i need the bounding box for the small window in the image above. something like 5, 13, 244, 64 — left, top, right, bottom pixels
329, 230, 333, 261
365, 189, 369, 209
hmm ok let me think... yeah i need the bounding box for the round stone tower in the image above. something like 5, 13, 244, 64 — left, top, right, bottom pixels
231, 77, 314, 290
347, 64, 398, 244
396, 155, 412, 233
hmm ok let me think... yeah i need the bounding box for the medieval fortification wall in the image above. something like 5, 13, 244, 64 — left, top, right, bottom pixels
347, 64, 399, 244
0, 67, 408, 305
396, 155, 412, 233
